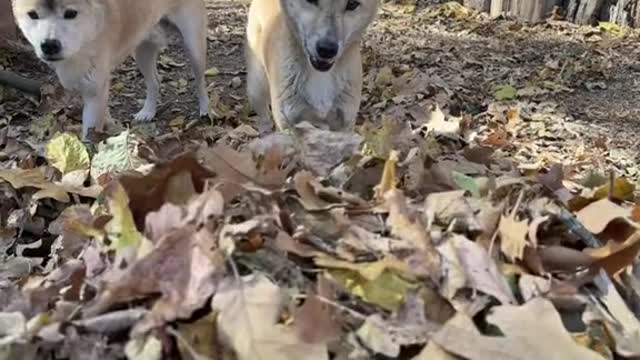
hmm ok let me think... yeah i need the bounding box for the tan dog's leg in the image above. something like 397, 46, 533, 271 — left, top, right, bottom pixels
245, 44, 272, 135
133, 37, 162, 122
169, 2, 209, 118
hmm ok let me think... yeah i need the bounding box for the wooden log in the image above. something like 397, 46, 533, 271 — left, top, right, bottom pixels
0, 70, 42, 98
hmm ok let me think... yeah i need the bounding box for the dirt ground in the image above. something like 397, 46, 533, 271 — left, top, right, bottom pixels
4, 3, 640, 358
2, 0, 640, 168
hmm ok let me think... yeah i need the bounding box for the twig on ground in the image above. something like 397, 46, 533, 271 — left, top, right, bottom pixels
0, 70, 42, 99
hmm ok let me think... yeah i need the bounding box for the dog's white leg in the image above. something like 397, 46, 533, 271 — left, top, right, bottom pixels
169, 3, 210, 118
133, 39, 162, 122
81, 78, 110, 140
245, 44, 272, 135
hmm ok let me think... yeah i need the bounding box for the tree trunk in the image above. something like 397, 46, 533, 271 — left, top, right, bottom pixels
464, 0, 491, 12
465, 0, 640, 27
485, 0, 558, 22
572, 0, 605, 24
0, 0, 16, 48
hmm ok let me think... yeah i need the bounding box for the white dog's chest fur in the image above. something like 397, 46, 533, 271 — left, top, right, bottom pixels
53, 59, 98, 96
303, 71, 339, 118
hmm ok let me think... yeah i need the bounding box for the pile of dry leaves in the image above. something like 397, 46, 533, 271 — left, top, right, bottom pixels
2, 2, 640, 360
1, 101, 640, 360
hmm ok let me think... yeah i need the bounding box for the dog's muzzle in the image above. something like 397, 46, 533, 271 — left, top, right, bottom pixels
309, 39, 338, 72
41, 39, 64, 62
309, 56, 334, 72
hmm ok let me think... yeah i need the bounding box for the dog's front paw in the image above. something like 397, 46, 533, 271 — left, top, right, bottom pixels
133, 107, 157, 122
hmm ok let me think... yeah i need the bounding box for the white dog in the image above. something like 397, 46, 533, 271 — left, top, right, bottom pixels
12, 0, 210, 140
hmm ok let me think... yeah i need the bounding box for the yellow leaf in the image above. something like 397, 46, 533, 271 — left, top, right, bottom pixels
375, 150, 399, 201
317, 257, 418, 311
593, 177, 635, 202
45, 132, 91, 175
499, 214, 529, 261
169, 115, 186, 128
329, 268, 416, 311
104, 181, 143, 257
360, 117, 398, 159
599, 21, 625, 35
315, 256, 413, 280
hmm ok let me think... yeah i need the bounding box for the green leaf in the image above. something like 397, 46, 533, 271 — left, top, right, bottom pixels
205, 67, 219, 77
599, 22, 623, 35
329, 268, 417, 311
451, 171, 481, 197
45, 132, 90, 175
90, 130, 148, 183
494, 84, 517, 101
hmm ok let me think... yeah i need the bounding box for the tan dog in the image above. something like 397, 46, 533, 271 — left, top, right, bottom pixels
245, 0, 378, 134
12, 0, 210, 140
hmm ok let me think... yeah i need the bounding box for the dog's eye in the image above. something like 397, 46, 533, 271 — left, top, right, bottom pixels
345, 0, 360, 11
28, 11, 39, 20
306, 0, 318, 5
64, 10, 78, 19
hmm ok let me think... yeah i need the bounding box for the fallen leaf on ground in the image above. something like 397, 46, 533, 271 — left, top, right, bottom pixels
593, 177, 635, 202
293, 121, 363, 177
424, 105, 461, 136
412, 313, 475, 360
586, 231, 640, 276
431, 297, 604, 360
318, 256, 418, 311
124, 334, 162, 360
498, 193, 529, 261
494, 84, 517, 101
175, 313, 219, 360
576, 198, 633, 234
103, 181, 145, 262
45, 132, 90, 175
86, 191, 226, 325
212, 274, 328, 360
120, 152, 216, 230
90, 130, 150, 184
293, 276, 342, 344
448, 234, 515, 304
0, 167, 70, 202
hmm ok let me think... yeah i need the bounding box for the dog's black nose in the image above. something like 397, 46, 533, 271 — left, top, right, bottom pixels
316, 40, 338, 59
41, 39, 62, 56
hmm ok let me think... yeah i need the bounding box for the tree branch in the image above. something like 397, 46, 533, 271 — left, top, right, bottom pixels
0, 70, 42, 99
